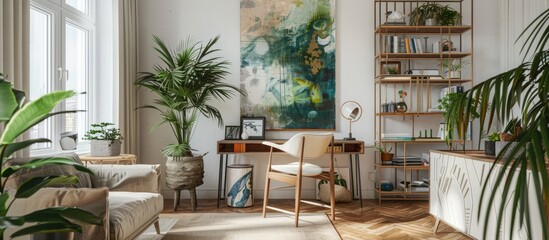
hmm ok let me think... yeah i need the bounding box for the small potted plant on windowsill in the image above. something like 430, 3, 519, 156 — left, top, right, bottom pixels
83, 122, 124, 157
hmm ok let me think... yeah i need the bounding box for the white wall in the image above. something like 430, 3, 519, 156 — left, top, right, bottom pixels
136, 0, 502, 200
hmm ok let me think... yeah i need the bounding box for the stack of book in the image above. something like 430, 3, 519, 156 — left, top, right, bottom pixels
393, 156, 423, 165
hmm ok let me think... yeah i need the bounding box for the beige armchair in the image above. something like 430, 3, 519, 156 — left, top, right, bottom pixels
6, 154, 164, 240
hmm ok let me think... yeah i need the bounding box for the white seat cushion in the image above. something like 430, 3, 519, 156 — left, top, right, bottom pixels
108, 191, 163, 240
271, 162, 323, 176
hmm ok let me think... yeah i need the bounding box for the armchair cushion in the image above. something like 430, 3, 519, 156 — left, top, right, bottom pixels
109, 191, 163, 240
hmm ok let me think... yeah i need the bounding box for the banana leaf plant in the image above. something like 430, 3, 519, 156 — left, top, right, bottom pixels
443, 9, 549, 239
0, 73, 102, 239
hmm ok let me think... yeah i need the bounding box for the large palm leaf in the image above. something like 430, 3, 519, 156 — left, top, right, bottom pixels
136, 35, 244, 157
444, 9, 549, 239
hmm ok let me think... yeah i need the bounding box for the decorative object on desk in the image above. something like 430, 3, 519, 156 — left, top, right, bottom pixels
59, 131, 78, 150
226, 164, 254, 208
484, 132, 500, 156
340, 101, 362, 140
442, 10, 549, 238
381, 61, 401, 75
0, 74, 102, 238
225, 126, 241, 140
440, 59, 468, 79
240, 0, 336, 130
241, 131, 249, 140
386, 10, 405, 25
241, 117, 265, 140
396, 90, 407, 113
135, 36, 244, 211
83, 122, 123, 157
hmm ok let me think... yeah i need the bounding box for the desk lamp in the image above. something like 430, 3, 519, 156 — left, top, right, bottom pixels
340, 101, 362, 140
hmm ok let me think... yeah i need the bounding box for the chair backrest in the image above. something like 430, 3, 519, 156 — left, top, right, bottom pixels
278, 132, 333, 159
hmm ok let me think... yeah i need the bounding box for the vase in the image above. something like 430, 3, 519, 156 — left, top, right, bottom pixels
241, 131, 249, 140
484, 141, 496, 156
165, 155, 204, 211
396, 101, 408, 112
425, 18, 437, 26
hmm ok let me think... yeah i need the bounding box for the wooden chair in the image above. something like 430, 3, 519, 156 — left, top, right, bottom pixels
262, 132, 335, 227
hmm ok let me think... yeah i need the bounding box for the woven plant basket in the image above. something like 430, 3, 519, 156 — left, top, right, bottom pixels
165, 155, 204, 190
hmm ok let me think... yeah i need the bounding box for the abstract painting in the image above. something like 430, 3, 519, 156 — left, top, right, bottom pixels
240, 0, 336, 130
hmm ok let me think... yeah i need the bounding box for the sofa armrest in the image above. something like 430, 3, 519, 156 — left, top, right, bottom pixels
87, 164, 161, 193
6, 187, 109, 240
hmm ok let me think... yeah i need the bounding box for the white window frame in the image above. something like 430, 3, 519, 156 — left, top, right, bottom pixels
30, 0, 98, 156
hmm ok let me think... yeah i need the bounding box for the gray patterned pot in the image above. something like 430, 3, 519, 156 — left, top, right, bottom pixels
90, 140, 121, 157
165, 155, 204, 211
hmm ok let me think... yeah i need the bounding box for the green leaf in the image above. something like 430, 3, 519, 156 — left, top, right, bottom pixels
11, 223, 82, 238
2, 157, 93, 179
15, 176, 79, 198
0, 90, 76, 144
0, 138, 51, 159
0, 80, 17, 122
24, 207, 103, 225
0, 193, 10, 216
0, 216, 25, 229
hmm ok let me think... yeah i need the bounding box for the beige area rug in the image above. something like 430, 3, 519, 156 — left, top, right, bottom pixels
139, 213, 340, 240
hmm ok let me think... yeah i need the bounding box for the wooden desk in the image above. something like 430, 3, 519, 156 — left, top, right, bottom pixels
216, 139, 365, 208
79, 154, 136, 165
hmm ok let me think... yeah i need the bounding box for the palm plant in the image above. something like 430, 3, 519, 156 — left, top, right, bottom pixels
136, 36, 243, 158
443, 9, 549, 239
0, 74, 102, 238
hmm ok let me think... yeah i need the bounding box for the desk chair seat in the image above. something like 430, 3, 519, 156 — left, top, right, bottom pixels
262, 132, 336, 227
271, 162, 323, 176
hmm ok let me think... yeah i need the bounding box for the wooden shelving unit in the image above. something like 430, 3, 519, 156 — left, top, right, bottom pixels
373, 0, 473, 202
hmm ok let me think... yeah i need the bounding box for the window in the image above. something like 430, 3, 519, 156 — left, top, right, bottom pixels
29, 0, 113, 155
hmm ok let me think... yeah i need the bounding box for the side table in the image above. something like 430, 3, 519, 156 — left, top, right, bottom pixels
79, 154, 137, 165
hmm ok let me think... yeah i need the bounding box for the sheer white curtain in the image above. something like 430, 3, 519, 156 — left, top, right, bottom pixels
0, 0, 30, 157
116, 0, 140, 159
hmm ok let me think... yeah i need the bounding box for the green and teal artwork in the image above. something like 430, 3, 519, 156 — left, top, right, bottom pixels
240, 0, 336, 130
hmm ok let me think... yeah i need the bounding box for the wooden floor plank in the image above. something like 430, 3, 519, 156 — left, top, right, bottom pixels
162, 199, 471, 240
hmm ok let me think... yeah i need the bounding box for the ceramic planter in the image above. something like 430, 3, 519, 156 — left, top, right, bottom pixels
166, 155, 205, 211
90, 139, 121, 157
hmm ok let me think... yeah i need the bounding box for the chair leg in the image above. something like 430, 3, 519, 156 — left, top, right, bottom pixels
173, 190, 181, 212
294, 177, 302, 227
263, 176, 271, 218
154, 219, 161, 234
329, 178, 336, 221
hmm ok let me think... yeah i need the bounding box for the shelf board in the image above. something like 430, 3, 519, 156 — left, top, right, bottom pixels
377, 52, 471, 59
376, 0, 462, 2
376, 25, 471, 34
374, 189, 430, 195
376, 139, 471, 144
376, 77, 472, 84
376, 164, 430, 170
376, 112, 442, 116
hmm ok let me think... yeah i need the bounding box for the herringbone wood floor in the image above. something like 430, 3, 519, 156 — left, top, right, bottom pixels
161, 199, 471, 240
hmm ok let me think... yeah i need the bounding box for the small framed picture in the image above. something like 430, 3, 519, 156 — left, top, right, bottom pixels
224, 126, 241, 140
381, 61, 401, 74
241, 117, 266, 140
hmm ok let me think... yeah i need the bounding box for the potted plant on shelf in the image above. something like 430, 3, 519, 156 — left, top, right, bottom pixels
83, 122, 123, 157
409, 3, 443, 26
484, 132, 499, 156
440, 59, 468, 79
0, 73, 102, 237
438, 92, 480, 142
442, 9, 549, 239
135, 35, 244, 211
396, 89, 408, 112
438, 5, 462, 26
374, 145, 394, 164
